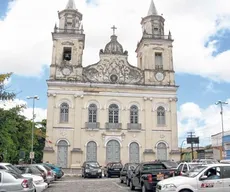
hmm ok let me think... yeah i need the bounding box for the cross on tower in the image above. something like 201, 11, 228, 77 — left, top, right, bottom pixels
111, 25, 117, 35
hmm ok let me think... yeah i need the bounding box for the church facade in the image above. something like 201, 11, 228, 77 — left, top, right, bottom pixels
43, 0, 180, 168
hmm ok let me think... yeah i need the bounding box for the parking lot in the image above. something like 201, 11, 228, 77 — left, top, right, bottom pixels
46, 176, 141, 192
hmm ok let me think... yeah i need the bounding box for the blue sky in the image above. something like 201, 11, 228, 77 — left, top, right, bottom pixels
1, 0, 230, 147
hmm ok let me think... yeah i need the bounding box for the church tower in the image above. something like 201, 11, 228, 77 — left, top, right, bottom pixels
136, 0, 175, 86
49, 0, 85, 81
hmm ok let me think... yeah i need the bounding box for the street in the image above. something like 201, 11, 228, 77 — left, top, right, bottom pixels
45, 176, 142, 192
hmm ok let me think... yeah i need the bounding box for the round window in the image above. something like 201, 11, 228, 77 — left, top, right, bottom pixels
110, 74, 118, 83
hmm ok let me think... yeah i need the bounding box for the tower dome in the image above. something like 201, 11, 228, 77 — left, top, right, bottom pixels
104, 35, 124, 55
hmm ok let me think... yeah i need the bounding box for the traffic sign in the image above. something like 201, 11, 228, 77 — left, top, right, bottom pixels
30, 152, 34, 159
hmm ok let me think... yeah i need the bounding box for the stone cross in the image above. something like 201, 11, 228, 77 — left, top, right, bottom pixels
111, 25, 117, 35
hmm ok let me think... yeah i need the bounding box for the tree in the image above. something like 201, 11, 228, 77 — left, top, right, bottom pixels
0, 73, 15, 100
0, 106, 46, 164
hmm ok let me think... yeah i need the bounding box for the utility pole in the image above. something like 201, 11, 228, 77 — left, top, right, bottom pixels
27, 95, 39, 164
187, 132, 196, 161
215, 100, 228, 159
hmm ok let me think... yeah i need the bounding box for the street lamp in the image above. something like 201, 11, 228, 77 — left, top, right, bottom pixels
27, 95, 39, 164
215, 100, 228, 160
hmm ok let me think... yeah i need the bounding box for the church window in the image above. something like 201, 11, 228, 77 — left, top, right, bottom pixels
109, 104, 119, 123
63, 47, 72, 61
130, 105, 138, 124
155, 52, 163, 69
157, 106, 166, 125
88, 104, 97, 123
154, 28, 158, 31
60, 102, 69, 123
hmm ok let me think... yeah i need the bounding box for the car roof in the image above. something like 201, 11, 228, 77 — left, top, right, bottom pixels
0, 163, 11, 166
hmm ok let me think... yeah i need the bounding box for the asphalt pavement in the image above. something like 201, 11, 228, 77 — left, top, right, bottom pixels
45, 176, 142, 192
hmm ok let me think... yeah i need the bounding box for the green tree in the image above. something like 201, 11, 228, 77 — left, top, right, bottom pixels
0, 106, 46, 164
0, 73, 15, 100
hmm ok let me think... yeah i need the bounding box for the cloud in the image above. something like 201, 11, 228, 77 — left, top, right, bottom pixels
0, 99, 47, 122
178, 98, 230, 146
0, 0, 230, 81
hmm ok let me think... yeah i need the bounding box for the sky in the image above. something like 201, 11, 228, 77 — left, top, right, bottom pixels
0, 0, 230, 148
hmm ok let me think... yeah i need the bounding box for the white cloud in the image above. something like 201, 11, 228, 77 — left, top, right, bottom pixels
178, 99, 230, 146
0, 99, 47, 122
0, 0, 230, 81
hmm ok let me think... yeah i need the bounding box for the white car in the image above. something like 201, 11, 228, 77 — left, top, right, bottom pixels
23, 174, 48, 192
156, 163, 230, 192
0, 163, 48, 192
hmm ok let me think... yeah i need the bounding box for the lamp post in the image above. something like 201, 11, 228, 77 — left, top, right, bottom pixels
27, 95, 39, 164
215, 100, 228, 160
180, 140, 186, 161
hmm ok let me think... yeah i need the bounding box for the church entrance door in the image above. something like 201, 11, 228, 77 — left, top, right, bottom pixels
129, 142, 140, 163
106, 140, 120, 163
57, 140, 68, 168
86, 141, 97, 161
157, 142, 167, 160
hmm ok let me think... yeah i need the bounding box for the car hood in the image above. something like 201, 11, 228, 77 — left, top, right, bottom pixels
158, 176, 194, 186
22, 174, 43, 181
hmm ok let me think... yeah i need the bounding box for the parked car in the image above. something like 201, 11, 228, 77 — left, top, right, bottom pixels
156, 163, 230, 192
33, 164, 55, 185
0, 170, 35, 192
16, 164, 47, 181
120, 163, 139, 186
130, 160, 176, 191
0, 163, 47, 192
104, 162, 123, 178
81, 161, 102, 178
175, 162, 201, 176
42, 163, 63, 179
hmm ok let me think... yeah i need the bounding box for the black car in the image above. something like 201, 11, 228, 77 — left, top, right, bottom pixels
104, 162, 123, 178
81, 161, 102, 178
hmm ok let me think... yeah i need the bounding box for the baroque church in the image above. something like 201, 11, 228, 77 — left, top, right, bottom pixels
43, 0, 180, 168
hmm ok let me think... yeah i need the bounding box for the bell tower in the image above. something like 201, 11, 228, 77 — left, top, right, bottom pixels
50, 0, 85, 80
136, 0, 175, 86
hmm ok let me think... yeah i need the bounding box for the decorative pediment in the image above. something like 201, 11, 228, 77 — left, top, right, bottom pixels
153, 47, 164, 51
83, 57, 144, 84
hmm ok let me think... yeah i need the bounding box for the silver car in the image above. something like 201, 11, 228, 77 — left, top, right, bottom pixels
0, 170, 35, 192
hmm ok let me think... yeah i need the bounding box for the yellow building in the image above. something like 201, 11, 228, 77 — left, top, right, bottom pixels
43, 0, 180, 168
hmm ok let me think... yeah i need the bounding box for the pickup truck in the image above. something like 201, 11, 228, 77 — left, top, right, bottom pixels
130, 161, 176, 192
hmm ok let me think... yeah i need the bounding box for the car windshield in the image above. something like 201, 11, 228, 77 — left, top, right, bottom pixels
143, 164, 165, 171
184, 165, 207, 177
163, 161, 178, 168
6, 165, 22, 174
111, 163, 122, 168
87, 162, 100, 168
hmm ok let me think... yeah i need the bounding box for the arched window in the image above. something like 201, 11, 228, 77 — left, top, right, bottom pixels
60, 103, 69, 123
157, 106, 165, 125
109, 104, 119, 123
130, 105, 138, 124
88, 104, 97, 123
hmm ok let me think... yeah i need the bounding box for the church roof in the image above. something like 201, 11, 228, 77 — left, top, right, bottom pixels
104, 35, 124, 55
147, 0, 158, 16
66, 0, 76, 9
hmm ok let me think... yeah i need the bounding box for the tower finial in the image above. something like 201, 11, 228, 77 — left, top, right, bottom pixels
66, 0, 76, 9
147, 0, 158, 16
111, 25, 117, 35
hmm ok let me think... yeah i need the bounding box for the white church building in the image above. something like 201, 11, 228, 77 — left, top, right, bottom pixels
43, 0, 180, 168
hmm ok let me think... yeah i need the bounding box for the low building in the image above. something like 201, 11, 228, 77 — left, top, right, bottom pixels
211, 131, 230, 160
